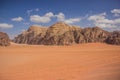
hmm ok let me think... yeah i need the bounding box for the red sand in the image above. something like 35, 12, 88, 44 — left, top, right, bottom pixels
0, 43, 120, 80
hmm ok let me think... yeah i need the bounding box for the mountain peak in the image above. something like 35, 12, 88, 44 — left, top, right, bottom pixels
28, 25, 46, 32
46, 22, 71, 36
50, 22, 70, 28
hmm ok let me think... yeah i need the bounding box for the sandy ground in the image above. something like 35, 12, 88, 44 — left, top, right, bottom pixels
0, 43, 120, 80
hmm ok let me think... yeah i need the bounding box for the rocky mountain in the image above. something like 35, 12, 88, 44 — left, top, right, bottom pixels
38, 22, 81, 45
0, 32, 10, 46
14, 22, 120, 45
14, 25, 47, 44
78, 27, 109, 43
14, 22, 81, 45
106, 31, 120, 45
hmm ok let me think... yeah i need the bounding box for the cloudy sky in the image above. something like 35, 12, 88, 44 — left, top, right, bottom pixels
0, 0, 120, 39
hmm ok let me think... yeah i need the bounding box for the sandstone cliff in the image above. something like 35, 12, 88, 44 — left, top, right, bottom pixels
14, 25, 47, 44
106, 31, 120, 45
0, 32, 10, 46
14, 22, 120, 45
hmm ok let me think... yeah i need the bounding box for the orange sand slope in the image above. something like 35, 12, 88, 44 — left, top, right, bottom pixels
0, 43, 120, 80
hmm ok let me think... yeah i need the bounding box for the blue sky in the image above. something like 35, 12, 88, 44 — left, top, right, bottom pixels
0, 0, 120, 39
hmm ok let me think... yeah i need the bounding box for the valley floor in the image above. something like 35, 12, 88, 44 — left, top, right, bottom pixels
0, 43, 120, 80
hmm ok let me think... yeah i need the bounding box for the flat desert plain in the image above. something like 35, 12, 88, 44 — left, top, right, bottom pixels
0, 43, 120, 80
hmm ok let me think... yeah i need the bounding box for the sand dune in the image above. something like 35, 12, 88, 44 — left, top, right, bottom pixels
0, 43, 120, 80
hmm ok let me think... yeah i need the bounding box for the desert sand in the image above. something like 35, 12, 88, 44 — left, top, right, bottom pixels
0, 43, 120, 80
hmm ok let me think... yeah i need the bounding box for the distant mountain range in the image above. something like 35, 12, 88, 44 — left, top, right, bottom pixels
0, 22, 120, 46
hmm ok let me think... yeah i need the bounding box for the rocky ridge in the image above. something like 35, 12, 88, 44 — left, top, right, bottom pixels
14, 22, 120, 45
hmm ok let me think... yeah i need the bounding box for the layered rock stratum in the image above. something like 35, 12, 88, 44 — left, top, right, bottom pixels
0, 32, 10, 46
14, 22, 120, 45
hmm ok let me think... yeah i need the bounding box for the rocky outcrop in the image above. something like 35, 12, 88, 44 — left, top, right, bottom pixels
106, 31, 120, 45
14, 22, 119, 45
39, 22, 80, 45
29, 22, 81, 45
0, 32, 10, 46
40, 22, 71, 45
79, 27, 109, 43
14, 25, 47, 44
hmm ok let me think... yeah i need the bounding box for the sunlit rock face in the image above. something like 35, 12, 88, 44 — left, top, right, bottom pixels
14, 25, 47, 44
14, 22, 120, 45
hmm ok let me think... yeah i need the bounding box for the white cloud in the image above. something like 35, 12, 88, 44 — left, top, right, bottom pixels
30, 12, 54, 23
55, 12, 65, 21
55, 12, 81, 24
45, 12, 54, 17
11, 17, 23, 22
30, 12, 81, 24
64, 18, 81, 24
88, 13, 114, 24
111, 9, 120, 17
0, 23, 13, 29
30, 15, 50, 23
32, 24, 42, 26
114, 18, 120, 24
88, 13, 106, 22
95, 23, 115, 28
88, 12, 120, 29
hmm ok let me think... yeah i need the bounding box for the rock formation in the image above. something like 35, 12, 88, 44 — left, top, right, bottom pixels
14, 22, 120, 45
14, 25, 47, 44
14, 22, 81, 45
0, 32, 10, 46
78, 27, 109, 43
106, 31, 120, 45
39, 22, 81, 45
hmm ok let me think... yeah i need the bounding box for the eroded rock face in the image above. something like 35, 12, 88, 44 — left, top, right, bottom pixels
14, 26, 47, 44
106, 31, 120, 45
0, 32, 10, 46
41, 22, 78, 45
29, 22, 81, 45
79, 27, 110, 43
58, 31, 75, 45
14, 22, 119, 45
